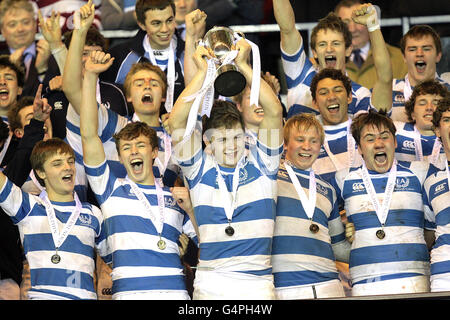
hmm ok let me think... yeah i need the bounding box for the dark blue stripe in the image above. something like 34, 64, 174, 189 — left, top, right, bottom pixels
272, 235, 335, 260
199, 237, 272, 261
350, 243, 429, 267
431, 260, 450, 276
274, 270, 339, 287
30, 268, 95, 294
113, 275, 186, 293
112, 249, 184, 268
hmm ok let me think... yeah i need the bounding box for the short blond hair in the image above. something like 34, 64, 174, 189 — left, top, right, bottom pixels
283, 114, 325, 145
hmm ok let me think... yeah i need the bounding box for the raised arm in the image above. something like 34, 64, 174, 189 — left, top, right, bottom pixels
273, 0, 303, 54
183, 9, 207, 86
234, 39, 283, 148
352, 4, 393, 112
169, 45, 211, 145
62, 0, 95, 115
38, 10, 67, 75
80, 51, 114, 167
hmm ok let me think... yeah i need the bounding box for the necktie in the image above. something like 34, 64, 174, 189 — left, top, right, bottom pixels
352, 49, 364, 69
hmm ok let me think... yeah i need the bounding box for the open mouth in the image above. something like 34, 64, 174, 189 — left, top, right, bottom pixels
254, 107, 264, 115
415, 60, 426, 73
130, 159, 144, 172
325, 55, 337, 68
62, 173, 73, 183
141, 94, 153, 103
0, 89, 9, 100
327, 104, 339, 113
298, 153, 312, 159
374, 152, 387, 164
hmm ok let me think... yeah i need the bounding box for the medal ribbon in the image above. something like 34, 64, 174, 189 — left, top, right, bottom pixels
323, 119, 356, 171
215, 156, 246, 224
284, 162, 317, 221
126, 177, 165, 236
40, 190, 82, 251
412, 125, 442, 164
144, 36, 176, 113
360, 160, 397, 227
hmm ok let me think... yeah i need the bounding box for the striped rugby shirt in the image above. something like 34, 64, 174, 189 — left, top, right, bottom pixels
84, 160, 197, 298
423, 162, 450, 291
391, 76, 450, 122
280, 43, 372, 119
272, 163, 349, 289
394, 121, 444, 164
0, 178, 108, 300
333, 161, 434, 287
66, 103, 179, 191
174, 135, 283, 280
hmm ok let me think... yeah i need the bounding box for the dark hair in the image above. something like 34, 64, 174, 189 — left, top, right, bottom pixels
400, 25, 442, 55
135, 0, 176, 25
203, 100, 245, 139
310, 68, 352, 101
0, 55, 25, 89
351, 109, 396, 146
7, 95, 34, 133
63, 26, 106, 50
432, 94, 450, 130
113, 121, 159, 155
404, 80, 449, 122
310, 12, 352, 51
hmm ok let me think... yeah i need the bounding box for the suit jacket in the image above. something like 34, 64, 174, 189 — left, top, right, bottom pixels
0, 44, 41, 98
346, 43, 408, 89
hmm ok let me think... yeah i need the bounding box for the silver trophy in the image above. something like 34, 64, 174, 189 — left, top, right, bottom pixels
202, 26, 246, 97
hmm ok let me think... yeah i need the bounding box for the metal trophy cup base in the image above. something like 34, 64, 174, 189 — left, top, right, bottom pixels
214, 64, 246, 97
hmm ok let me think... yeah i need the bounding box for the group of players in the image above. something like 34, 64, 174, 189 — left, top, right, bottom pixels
0, 0, 448, 300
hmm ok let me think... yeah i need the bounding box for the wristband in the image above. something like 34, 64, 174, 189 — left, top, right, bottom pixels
367, 5, 381, 32
51, 46, 66, 55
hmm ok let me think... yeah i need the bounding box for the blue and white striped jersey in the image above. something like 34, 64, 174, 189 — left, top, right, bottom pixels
333, 161, 434, 286
84, 160, 197, 298
394, 121, 444, 164
312, 118, 363, 184
280, 44, 373, 119
392, 76, 450, 122
423, 162, 450, 291
65, 103, 179, 194
0, 178, 108, 300
174, 136, 283, 279
272, 163, 348, 289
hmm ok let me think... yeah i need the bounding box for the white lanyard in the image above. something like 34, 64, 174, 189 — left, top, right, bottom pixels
144, 36, 176, 113
0, 133, 12, 165
284, 162, 316, 221
126, 176, 165, 236
403, 74, 413, 103
323, 120, 355, 171
360, 160, 397, 227
40, 190, 82, 251
215, 157, 246, 223
412, 125, 442, 164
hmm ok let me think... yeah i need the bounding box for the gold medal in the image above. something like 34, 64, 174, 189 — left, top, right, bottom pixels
309, 223, 319, 233
376, 229, 385, 239
157, 239, 166, 250
51, 253, 61, 264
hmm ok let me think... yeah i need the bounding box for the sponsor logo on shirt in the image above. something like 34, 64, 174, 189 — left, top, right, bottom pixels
402, 140, 416, 150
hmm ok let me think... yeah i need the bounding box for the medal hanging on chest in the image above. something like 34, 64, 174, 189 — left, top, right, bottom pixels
285, 162, 318, 234
40, 191, 82, 264
215, 157, 246, 237
127, 177, 167, 250
360, 161, 397, 240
